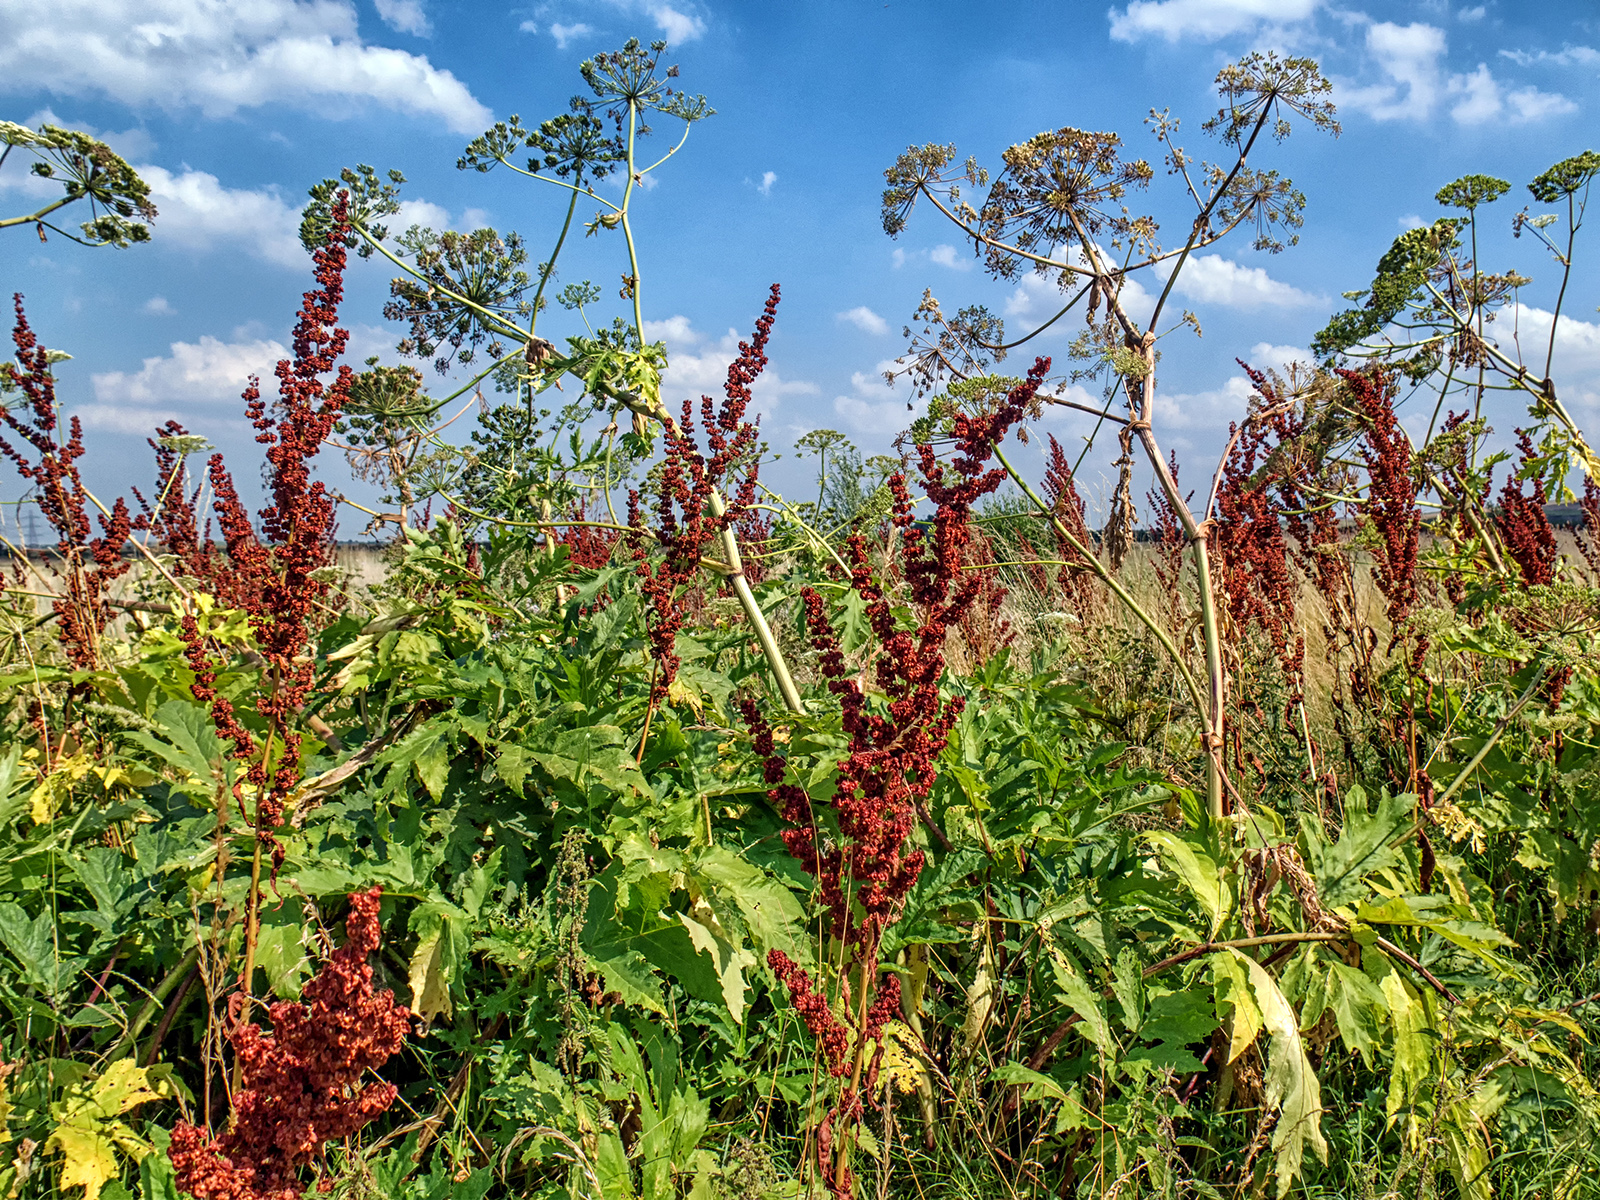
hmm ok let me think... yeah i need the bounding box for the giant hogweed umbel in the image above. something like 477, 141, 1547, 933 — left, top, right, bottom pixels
743, 358, 1051, 1200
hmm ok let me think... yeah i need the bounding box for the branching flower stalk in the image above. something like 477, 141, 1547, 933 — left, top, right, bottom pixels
177, 198, 355, 1045
748, 360, 1050, 1199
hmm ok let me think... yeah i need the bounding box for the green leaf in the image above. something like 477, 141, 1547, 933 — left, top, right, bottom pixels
1299, 786, 1414, 908
1145, 830, 1230, 937
1047, 952, 1113, 1055
1380, 968, 1434, 1120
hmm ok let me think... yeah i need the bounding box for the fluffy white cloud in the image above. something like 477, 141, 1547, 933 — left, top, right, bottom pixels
1449, 63, 1576, 124
138, 166, 304, 266
1339, 23, 1573, 125
73, 403, 186, 435
1243, 341, 1310, 372
549, 22, 594, 49
124, 169, 468, 266
1107, 0, 1317, 42
643, 314, 817, 418
373, 0, 430, 35
1500, 45, 1600, 68
1159, 254, 1322, 310
0, 0, 491, 134
91, 334, 289, 407
1491, 305, 1600, 417
757, 171, 777, 197
599, 0, 705, 43
1340, 21, 1448, 121
833, 361, 921, 436
837, 306, 889, 336
143, 296, 177, 316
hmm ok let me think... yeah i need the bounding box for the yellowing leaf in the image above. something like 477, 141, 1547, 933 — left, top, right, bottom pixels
1211, 949, 1263, 1064
407, 923, 452, 1029
678, 898, 756, 1024
1229, 950, 1328, 1197
46, 1123, 120, 1200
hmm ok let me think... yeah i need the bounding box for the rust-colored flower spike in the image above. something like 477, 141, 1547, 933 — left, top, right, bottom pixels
1043, 434, 1100, 621
169, 888, 411, 1200
630, 284, 778, 701
746, 356, 1050, 1200
1494, 430, 1558, 588
1214, 363, 1307, 711
1577, 476, 1600, 581
0, 295, 133, 669
1341, 368, 1419, 644
179, 195, 355, 868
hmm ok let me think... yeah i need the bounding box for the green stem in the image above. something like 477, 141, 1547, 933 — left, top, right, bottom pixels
620, 105, 645, 342
991, 441, 1207, 721
708, 489, 804, 714
1434, 665, 1549, 807
106, 946, 202, 1061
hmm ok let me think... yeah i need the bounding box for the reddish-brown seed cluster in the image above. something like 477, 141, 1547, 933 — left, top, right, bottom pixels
747, 357, 1050, 1200
956, 530, 1013, 663
1341, 368, 1419, 643
1146, 451, 1190, 625
555, 507, 621, 569
630, 285, 778, 701
131, 421, 235, 596
169, 888, 410, 1200
1493, 431, 1557, 588
1040, 434, 1100, 621
1213, 365, 1307, 708
766, 949, 849, 1073
1578, 476, 1600, 582
178, 199, 354, 866
0, 296, 134, 669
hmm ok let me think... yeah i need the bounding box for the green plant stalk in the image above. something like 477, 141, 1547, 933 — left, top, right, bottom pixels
990, 441, 1209, 736
620, 103, 645, 341
708, 489, 804, 714
106, 945, 203, 1061
1069, 218, 1228, 820
1434, 664, 1550, 807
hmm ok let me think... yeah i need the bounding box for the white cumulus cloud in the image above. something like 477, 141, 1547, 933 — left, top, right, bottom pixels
143, 296, 176, 316
643, 314, 817, 418
0, 0, 491, 134
549, 22, 594, 49
138, 166, 304, 267
757, 170, 777, 197
1107, 0, 1317, 42
1159, 254, 1322, 310
837, 307, 889, 336
91, 334, 289, 407
1339, 22, 1573, 126
374, 0, 430, 35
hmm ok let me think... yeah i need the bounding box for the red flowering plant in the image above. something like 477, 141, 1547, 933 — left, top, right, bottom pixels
172, 196, 355, 1020
0, 295, 134, 675
743, 357, 1050, 1199
169, 888, 411, 1200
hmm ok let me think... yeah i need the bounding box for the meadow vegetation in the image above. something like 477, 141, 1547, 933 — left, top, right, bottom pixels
1, 41, 1599, 1200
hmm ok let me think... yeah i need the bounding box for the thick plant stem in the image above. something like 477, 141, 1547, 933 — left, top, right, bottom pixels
1126, 339, 1227, 822
707, 489, 804, 714
991, 442, 1208, 725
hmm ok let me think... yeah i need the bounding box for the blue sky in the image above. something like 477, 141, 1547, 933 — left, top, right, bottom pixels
3, 0, 1599, 531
